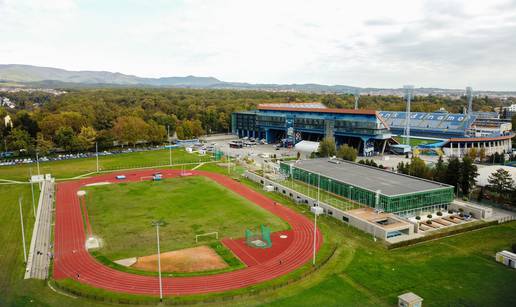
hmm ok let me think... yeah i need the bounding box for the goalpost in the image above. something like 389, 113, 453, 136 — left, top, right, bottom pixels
195, 232, 219, 243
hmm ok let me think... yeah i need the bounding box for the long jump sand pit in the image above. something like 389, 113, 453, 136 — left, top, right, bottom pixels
130, 246, 229, 273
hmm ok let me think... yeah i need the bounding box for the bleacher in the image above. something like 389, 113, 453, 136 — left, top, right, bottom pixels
379, 111, 477, 138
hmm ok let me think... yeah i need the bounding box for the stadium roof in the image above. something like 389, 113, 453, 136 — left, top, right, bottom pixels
257, 105, 377, 115
285, 158, 451, 196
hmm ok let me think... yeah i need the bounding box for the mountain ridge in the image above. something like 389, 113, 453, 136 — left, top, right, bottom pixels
1, 64, 515, 95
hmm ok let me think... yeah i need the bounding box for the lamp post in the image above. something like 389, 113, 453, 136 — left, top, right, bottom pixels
19, 196, 27, 263
95, 142, 99, 173
152, 220, 164, 301
167, 125, 172, 166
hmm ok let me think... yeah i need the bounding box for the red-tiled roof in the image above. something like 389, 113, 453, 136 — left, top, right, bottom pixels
257, 105, 377, 115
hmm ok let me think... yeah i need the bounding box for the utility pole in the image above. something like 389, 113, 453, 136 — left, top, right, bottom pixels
29, 168, 36, 217
167, 125, 172, 166
95, 142, 99, 173
19, 196, 27, 263
36, 151, 40, 176
152, 220, 164, 302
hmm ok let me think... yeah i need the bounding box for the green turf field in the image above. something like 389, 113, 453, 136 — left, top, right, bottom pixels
393, 136, 441, 147
85, 176, 288, 260
1, 154, 515, 306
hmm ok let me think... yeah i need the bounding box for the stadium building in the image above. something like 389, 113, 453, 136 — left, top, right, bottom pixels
232, 103, 392, 156
232, 103, 513, 157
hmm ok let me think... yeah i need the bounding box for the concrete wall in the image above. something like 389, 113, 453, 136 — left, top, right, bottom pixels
449, 200, 493, 219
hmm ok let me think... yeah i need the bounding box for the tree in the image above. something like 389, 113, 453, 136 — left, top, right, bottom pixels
111, 116, 149, 146
54, 126, 78, 151
487, 168, 515, 198
146, 121, 167, 144
512, 114, 516, 132
336, 144, 357, 161
318, 137, 336, 157
35, 133, 53, 155
408, 157, 431, 179
6, 128, 32, 151
479, 147, 486, 163
433, 155, 447, 182
468, 147, 478, 160
445, 157, 461, 193
459, 156, 479, 197
76, 126, 97, 151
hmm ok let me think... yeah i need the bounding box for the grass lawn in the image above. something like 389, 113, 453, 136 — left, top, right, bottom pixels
85, 176, 288, 260
0, 148, 212, 181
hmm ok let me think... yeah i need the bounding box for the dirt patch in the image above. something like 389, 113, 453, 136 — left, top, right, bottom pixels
130, 245, 228, 273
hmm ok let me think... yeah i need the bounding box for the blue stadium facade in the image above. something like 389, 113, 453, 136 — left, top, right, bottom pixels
232, 104, 513, 157
232, 103, 392, 156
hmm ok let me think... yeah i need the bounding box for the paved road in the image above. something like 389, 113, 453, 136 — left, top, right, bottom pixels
25, 179, 54, 279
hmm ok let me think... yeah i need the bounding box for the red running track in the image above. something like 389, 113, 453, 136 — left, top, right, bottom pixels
53, 169, 322, 296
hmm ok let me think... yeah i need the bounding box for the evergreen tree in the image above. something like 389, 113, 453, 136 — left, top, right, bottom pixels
445, 157, 461, 193
460, 156, 479, 197
318, 137, 337, 157
487, 168, 515, 198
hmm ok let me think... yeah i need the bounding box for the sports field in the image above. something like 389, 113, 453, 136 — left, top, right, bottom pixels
0, 151, 515, 306
85, 176, 288, 260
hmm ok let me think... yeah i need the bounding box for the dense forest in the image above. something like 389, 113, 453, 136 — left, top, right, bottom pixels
0, 88, 513, 155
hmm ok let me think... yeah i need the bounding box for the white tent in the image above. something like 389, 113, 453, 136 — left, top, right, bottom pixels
294, 141, 320, 158
475, 165, 516, 187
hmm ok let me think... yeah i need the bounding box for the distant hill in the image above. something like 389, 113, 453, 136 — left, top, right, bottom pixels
0, 64, 222, 87
1, 64, 515, 96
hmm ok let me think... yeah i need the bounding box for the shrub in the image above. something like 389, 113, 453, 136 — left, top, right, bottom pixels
427, 214, 432, 218
448, 210, 453, 214
415, 216, 421, 220
426, 220, 432, 225
437, 211, 443, 216
458, 208, 464, 212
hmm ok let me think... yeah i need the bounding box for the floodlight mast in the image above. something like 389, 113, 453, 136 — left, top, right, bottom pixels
353, 90, 360, 110
403, 85, 414, 147
466, 86, 473, 121
152, 220, 164, 302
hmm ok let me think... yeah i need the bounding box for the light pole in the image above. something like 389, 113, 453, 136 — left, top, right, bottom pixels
36, 151, 40, 176
29, 168, 36, 217
152, 220, 164, 301
95, 142, 99, 173
167, 125, 172, 166
19, 196, 27, 263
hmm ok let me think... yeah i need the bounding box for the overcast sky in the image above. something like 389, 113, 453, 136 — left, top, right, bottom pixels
1, 0, 516, 90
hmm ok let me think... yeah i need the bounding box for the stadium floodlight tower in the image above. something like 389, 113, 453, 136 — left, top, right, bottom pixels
403, 85, 414, 146
353, 89, 360, 110
466, 86, 473, 121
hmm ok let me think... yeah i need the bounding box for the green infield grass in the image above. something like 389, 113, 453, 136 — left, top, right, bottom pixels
84, 175, 288, 260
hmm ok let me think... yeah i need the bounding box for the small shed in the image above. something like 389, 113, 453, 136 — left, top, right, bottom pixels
398, 292, 423, 307
496, 250, 516, 269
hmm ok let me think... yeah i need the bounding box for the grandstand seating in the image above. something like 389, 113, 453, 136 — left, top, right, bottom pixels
379, 111, 477, 138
